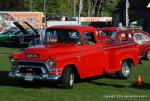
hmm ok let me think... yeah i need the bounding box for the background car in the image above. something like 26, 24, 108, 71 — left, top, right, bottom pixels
110, 29, 150, 60
0, 28, 20, 45
0, 21, 39, 47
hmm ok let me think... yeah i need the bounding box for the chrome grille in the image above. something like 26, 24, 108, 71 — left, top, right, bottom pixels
16, 61, 48, 75
17, 61, 46, 67
19, 67, 43, 75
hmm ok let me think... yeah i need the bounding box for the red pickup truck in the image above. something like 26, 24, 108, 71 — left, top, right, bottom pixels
9, 25, 139, 88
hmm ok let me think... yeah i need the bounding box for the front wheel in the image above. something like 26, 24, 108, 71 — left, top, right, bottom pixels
116, 61, 131, 79
145, 49, 150, 60
62, 68, 74, 89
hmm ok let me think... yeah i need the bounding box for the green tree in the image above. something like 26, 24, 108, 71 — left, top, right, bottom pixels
0, 0, 119, 17
24, 0, 68, 16
100, 0, 119, 16
46, 0, 68, 15
77, 0, 119, 17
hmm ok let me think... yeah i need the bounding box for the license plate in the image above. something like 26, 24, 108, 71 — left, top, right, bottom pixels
25, 74, 33, 81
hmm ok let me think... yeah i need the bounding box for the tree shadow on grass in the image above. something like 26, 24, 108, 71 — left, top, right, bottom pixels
76, 74, 128, 88
79, 74, 150, 89
0, 44, 26, 48
0, 71, 12, 86
0, 71, 63, 89
0, 46, 24, 54
0, 71, 127, 89
86, 75, 150, 89
86, 80, 127, 88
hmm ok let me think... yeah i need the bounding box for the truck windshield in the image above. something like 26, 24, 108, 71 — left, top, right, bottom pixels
45, 29, 82, 45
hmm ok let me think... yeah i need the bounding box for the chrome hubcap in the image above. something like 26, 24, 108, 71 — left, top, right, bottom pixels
122, 63, 130, 77
69, 73, 74, 86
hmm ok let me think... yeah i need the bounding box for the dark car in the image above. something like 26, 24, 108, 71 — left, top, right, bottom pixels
0, 28, 21, 45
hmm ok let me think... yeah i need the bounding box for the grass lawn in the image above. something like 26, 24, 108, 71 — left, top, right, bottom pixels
0, 47, 150, 101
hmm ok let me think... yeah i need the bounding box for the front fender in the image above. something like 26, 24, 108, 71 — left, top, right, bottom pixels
54, 55, 81, 76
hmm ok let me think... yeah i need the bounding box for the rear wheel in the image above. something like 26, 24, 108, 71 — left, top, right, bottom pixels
116, 61, 131, 79
145, 49, 150, 60
62, 68, 74, 89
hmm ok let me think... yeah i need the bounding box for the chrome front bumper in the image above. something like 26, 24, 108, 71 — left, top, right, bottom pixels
8, 71, 61, 81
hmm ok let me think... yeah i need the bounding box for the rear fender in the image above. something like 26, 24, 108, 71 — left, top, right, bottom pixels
108, 48, 138, 72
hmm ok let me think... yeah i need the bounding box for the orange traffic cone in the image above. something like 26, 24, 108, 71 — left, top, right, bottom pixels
137, 75, 142, 86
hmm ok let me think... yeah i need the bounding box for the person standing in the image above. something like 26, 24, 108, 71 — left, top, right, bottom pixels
39, 24, 46, 43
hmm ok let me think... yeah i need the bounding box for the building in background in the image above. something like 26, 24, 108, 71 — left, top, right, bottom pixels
0, 12, 44, 33
113, 0, 150, 33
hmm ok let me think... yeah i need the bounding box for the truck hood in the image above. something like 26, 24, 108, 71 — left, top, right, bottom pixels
19, 43, 81, 61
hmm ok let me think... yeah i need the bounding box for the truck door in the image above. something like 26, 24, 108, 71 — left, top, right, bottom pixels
79, 32, 106, 77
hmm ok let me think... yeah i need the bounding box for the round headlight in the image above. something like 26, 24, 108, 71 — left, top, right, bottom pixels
47, 59, 56, 67
10, 58, 17, 68
10, 58, 16, 64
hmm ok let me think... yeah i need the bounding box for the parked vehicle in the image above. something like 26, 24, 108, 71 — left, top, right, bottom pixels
8, 25, 139, 88
108, 29, 150, 60
0, 29, 20, 44
0, 21, 39, 46
8, 21, 39, 46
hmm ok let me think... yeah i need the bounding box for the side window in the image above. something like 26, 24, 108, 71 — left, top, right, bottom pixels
134, 33, 149, 42
101, 32, 107, 36
83, 32, 96, 45
103, 31, 113, 36
99, 31, 112, 37
68, 31, 82, 45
